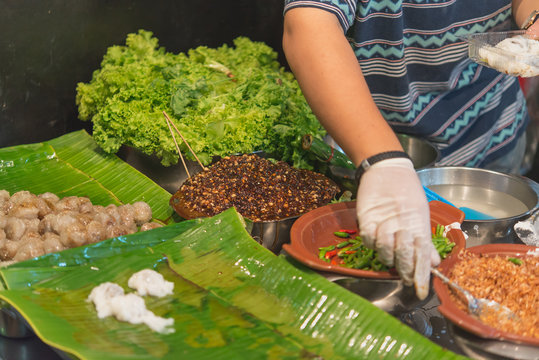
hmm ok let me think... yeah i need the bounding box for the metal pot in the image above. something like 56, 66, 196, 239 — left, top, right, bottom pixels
323, 134, 440, 193
249, 216, 299, 254
417, 167, 539, 247
117, 146, 205, 194
0, 304, 33, 338
397, 134, 440, 169
325, 276, 432, 315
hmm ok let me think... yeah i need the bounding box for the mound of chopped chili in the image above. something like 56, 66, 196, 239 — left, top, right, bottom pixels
170, 154, 340, 221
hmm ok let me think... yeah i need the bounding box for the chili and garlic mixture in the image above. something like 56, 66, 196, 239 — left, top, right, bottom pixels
0, 190, 162, 263
448, 252, 539, 339
170, 154, 340, 222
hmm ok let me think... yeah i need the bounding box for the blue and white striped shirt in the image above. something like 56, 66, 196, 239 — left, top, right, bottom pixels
284, 0, 529, 167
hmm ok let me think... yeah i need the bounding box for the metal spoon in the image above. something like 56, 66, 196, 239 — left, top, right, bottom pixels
431, 268, 517, 321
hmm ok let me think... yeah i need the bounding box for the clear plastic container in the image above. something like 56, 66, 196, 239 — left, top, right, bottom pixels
462, 30, 539, 77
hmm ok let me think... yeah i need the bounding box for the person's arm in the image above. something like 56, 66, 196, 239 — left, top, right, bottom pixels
283, 7, 440, 300
282, 7, 403, 166
513, 0, 539, 36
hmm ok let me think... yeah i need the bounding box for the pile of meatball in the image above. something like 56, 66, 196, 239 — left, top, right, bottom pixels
0, 190, 162, 263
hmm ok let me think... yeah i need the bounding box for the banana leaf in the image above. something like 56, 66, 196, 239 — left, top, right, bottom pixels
0, 208, 465, 360
0, 130, 175, 223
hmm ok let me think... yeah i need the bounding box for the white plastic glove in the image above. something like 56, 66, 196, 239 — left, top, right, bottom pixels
356, 157, 440, 300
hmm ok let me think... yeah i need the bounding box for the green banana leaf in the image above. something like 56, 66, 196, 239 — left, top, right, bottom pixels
0, 129, 175, 223
0, 208, 465, 360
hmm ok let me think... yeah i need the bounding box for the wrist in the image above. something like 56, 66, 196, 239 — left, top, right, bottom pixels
355, 151, 412, 184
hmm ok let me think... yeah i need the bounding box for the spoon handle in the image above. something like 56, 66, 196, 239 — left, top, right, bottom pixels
431, 268, 475, 300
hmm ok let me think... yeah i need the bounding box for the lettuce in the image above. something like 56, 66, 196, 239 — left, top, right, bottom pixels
76, 30, 325, 169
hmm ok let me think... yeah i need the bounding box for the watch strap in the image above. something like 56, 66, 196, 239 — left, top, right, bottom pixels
355, 151, 411, 184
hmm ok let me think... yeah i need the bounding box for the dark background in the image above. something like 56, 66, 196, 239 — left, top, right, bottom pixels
0, 0, 286, 148
1, 0, 539, 182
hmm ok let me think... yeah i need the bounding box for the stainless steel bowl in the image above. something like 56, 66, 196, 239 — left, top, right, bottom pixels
417, 167, 539, 247
119, 147, 314, 254
118, 146, 205, 194
324, 133, 440, 170
397, 134, 440, 169
324, 275, 432, 315
324, 134, 440, 193
249, 216, 299, 254
0, 304, 33, 338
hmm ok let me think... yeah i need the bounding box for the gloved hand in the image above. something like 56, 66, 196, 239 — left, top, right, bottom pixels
356, 157, 440, 300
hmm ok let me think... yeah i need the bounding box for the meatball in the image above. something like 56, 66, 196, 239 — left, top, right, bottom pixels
42, 232, 64, 254
5, 217, 27, 241
13, 232, 44, 261
38, 192, 60, 209
140, 222, 163, 232
0, 238, 20, 261
0, 189, 155, 262
0, 190, 10, 214
86, 220, 106, 244
7, 192, 40, 219
55, 196, 82, 212
132, 202, 152, 225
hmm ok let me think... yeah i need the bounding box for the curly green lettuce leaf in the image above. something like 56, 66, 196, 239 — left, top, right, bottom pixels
76, 30, 325, 168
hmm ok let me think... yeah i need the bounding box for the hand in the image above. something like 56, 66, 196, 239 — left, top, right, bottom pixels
356, 157, 440, 300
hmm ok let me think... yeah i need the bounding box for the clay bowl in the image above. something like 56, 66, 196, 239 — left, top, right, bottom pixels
434, 243, 539, 347
284, 200, 466, 279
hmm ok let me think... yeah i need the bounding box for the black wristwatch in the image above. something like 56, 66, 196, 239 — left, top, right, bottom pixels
354, 151, 411, 184
521, 10, 539, 30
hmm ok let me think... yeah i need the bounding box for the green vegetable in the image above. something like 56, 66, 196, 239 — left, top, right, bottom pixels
508, 257, 523, 265
320, 225, 456, 270
76, 30, 325, 169
431, 224, 456, 259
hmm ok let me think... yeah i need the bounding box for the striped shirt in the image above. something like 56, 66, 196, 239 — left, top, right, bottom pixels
284, 0, 529, 167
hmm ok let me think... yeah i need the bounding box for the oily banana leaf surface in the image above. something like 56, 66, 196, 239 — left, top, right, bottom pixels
0, 208, 464, 360
0, 129, 175, 223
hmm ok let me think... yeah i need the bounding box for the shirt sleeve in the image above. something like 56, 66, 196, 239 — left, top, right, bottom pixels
283, 0, 357, 33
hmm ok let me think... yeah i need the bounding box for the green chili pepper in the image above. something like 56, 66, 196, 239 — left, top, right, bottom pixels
336, 241, 350, 248
333, 231, 350, 238
508, 257, 522, 265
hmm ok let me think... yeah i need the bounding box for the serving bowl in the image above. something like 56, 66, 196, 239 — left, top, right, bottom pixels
284, 200, 465, 279
120, 148, 302, 253
283, 200, 466, 313
433, 243, 539, 348
417, 167, 539, 247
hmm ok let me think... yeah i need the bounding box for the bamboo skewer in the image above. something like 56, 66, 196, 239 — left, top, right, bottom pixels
163, 111, 208, 175
164, 113, 191, 178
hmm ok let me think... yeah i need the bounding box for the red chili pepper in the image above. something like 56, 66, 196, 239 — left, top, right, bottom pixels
330, 259, 338, 265
345, 250, 356, 254
338, 229, 357, 234
325, 249, 338, 259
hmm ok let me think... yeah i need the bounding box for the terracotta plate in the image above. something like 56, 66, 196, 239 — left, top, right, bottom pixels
283, 200, 466, 279
434, 243, 539, 346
